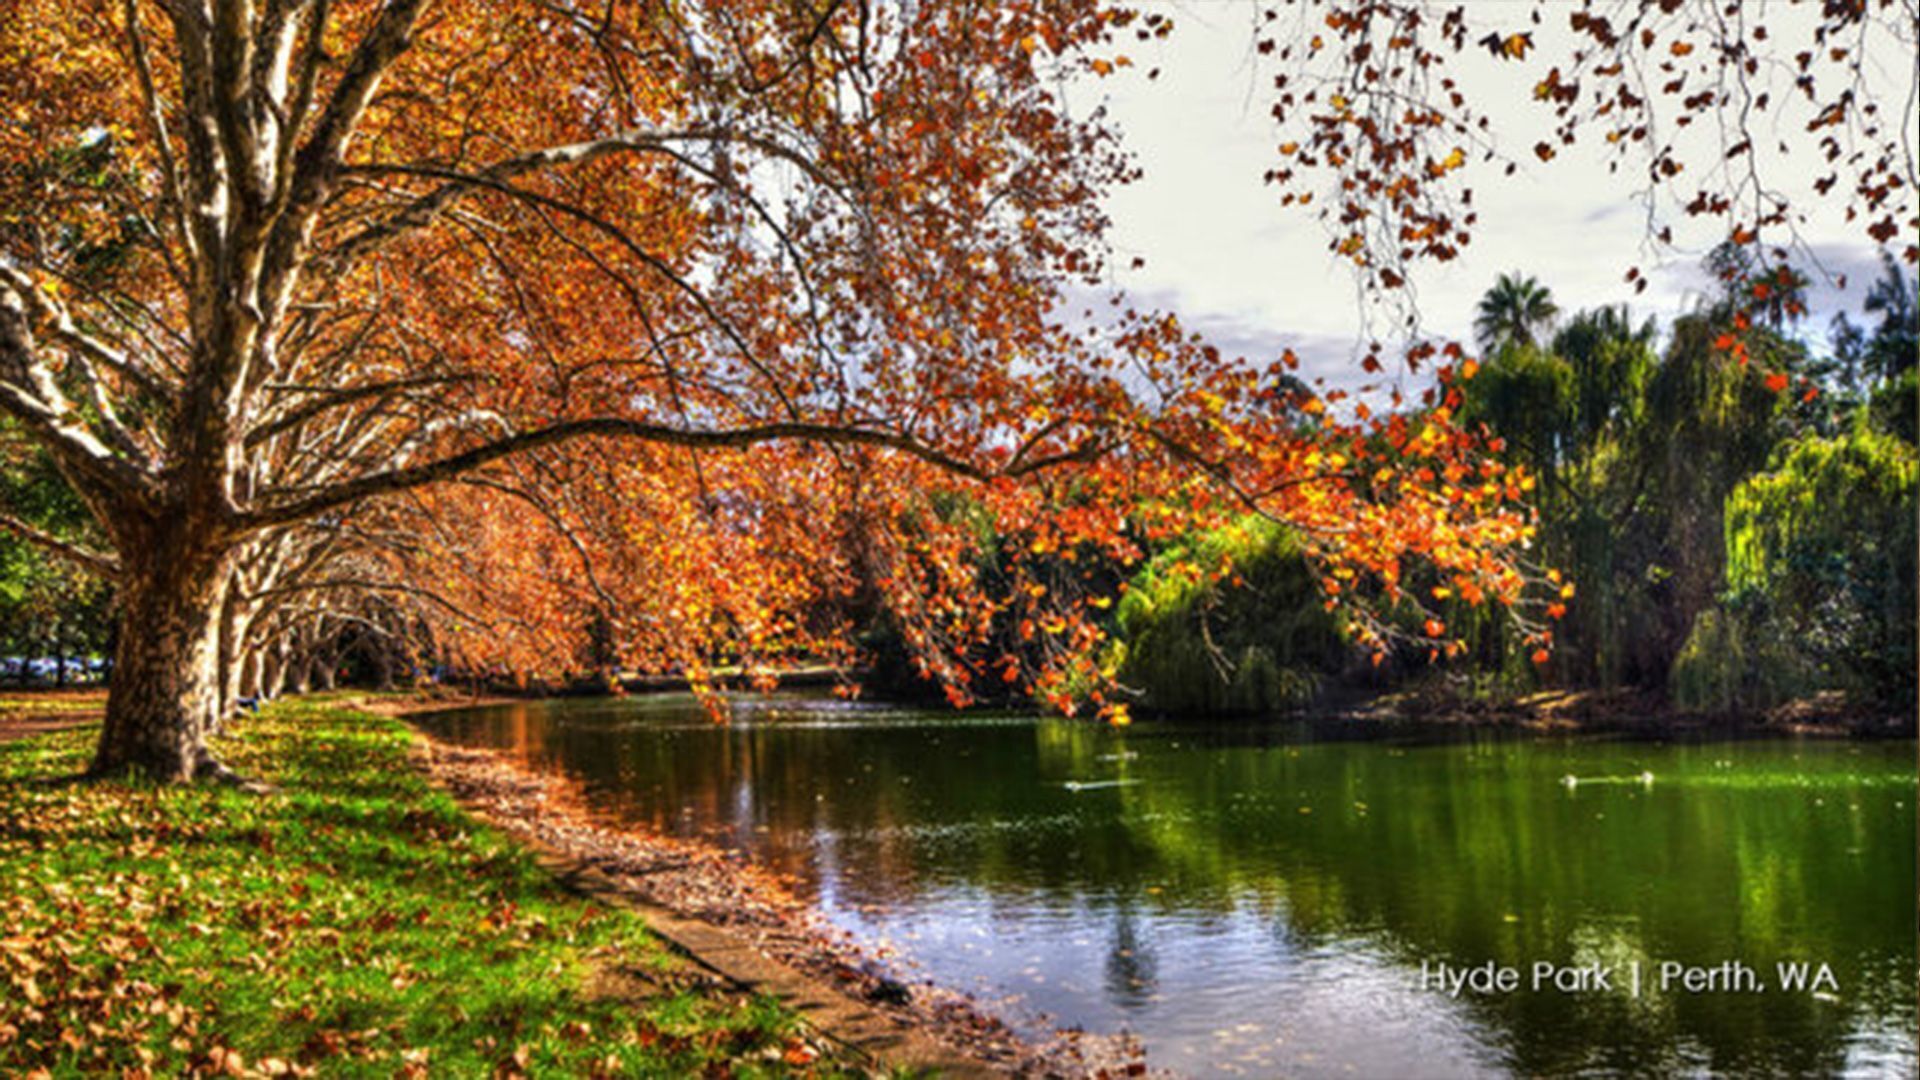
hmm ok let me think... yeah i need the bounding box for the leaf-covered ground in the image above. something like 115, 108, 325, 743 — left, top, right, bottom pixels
0, 699, 849, 1078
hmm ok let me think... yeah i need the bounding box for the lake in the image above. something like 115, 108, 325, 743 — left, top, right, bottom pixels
421, 693, 1917, 1077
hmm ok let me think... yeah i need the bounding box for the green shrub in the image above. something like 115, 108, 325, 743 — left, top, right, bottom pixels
1669, 606, 1811, 712
1721, 423, 1917, 707
1114, 518, 1345, 715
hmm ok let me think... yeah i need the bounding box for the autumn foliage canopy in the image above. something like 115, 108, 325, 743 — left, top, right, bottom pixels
0, 0, 1909, 777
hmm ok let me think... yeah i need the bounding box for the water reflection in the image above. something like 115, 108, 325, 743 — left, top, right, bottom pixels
423, 694, 1917, 1078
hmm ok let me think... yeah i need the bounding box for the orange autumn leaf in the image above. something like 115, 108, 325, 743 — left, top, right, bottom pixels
11, 0, 1845, 774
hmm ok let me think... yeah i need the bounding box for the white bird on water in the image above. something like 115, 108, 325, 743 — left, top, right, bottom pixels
1560, 771, 1656, 788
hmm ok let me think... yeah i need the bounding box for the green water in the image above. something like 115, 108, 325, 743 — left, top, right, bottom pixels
423, 695, 1917, 1078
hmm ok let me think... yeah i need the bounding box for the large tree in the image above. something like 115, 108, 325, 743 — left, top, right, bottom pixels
0, 1, 1547, 782
2, 0, 1909, 782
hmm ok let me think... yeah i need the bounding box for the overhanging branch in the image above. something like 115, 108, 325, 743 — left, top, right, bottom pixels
240, 416, 1106, 530
0, 512, 120, 577
328, 126, 843, 265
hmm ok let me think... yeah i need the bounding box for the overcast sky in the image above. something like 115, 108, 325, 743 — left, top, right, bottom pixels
1075, 1, 1916, 390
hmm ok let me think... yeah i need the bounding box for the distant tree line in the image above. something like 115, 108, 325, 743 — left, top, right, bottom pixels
1108, 251, 1916, 717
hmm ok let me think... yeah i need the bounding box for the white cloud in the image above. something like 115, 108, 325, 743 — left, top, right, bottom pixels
1079, 2, 1912, 384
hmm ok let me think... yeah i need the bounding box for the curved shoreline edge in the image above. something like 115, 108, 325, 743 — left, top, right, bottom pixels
407, 732, 1009, 1077
396, 712, 1149, 1079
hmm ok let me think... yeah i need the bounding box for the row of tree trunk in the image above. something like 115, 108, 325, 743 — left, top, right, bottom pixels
89, 516, 439, 780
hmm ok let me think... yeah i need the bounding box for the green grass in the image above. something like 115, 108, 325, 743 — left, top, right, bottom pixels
0, 694, 102, 715
0, 699, 851, 1077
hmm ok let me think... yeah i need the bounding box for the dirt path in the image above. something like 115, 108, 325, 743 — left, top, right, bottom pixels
0, 688, 500, 745
0, 688, 104, 744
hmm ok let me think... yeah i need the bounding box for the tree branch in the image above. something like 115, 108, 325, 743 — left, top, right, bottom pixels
0, 278, 154, 500
0, 263, 173, 401
257, 0, 427, 329
0, 511, 120, 577
245, 576, 493, 628
327, 127, 842, 265
123, 0, 198, 267
240, 416, 1090, 529
246, 374, 470, 447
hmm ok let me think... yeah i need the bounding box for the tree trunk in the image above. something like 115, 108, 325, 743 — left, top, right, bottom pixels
91, 531, 235, 783
290, 640, 313, 695
215, 587, 244, 725
239, 644, 263, 701
265, 638, 290, 699
373, 646, 395, 691
315, 648, 337, 691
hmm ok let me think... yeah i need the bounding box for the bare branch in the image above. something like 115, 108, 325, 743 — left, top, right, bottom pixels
0, 278, 154, 499
123, 0, 198, 267
327, 127, 842, 265
0, 263, 173, 401
246, 374, 470, 447
267, 0, 428, 243
240, 416, 1098, 529
245, 576, 493, 628
0, 511, 120, 577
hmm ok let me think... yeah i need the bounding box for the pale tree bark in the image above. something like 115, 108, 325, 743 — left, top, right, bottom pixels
91, 518, 236, 782
239, 644, 264, 700
215, 581, 249, 727
263, 638, 289, 701
0, 0, 1103, 783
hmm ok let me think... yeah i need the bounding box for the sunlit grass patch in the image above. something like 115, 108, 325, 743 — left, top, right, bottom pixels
0, 700, 844, 1077
0, 697, 101, 714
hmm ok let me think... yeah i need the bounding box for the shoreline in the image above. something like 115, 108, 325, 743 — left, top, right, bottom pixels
5, 684, 1910, 747
364, 681, 1917, 740
405, 720, 1149, 1078
1310, 687, 1916, 740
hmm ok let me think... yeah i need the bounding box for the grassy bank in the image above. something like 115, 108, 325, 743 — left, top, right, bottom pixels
0, 698, 848, 1078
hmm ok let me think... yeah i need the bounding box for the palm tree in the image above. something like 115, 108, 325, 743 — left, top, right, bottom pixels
1474, 272, 1560, 353
1862, 252, 1918, 382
